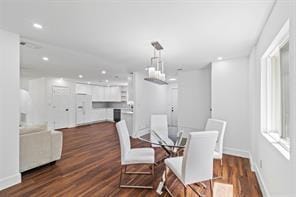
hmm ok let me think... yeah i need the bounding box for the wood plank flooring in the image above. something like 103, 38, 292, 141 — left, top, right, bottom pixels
0, 122, 262, 197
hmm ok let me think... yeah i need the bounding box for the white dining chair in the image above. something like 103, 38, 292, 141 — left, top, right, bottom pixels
150, 114, 174, 147
116, 120, 155, 189
205, 119, 227, 166
164, 131, 218, 196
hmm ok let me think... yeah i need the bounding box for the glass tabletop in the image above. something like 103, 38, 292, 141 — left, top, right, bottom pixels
138, 126, 200, 148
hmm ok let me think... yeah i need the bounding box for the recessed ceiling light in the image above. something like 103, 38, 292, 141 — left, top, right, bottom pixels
169, 78, 177, 81
217, 57, 223, 61
78, 74, 83, 78
101, 70, 106, 74
105, 79, 109, 83
87, 81, 91, 84
33, 23, 43, 29
42, 57, 49, 61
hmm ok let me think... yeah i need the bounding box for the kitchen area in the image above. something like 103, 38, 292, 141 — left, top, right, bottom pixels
75, 82, 134, 135
23, 77, 134, 136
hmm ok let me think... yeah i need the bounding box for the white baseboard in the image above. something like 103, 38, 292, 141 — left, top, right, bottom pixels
253, 163, 271, 197
0, 173, 21, 191
223, 147, 270, 197
223, 147, 250, 158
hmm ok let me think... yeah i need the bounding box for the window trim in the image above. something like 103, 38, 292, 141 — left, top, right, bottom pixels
260, 19, 290, 159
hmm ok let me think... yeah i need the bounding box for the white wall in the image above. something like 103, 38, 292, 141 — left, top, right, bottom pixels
178, 68, 211, 130
249, 0, 295, 196
291, 4, 296, 196
27, 78, 47, 125
0, 29, 21, 190
27, 78, 76, 129
133, 72, 168, 137
212, 57, 250, 154
20, 77, 30, 91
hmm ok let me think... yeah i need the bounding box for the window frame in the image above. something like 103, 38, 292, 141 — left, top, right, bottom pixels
260, 19, 290, 157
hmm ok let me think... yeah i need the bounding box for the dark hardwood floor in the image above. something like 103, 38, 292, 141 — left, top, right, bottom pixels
0, 122, 262, 197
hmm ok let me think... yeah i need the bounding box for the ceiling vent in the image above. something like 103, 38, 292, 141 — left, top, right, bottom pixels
20, 41, 42, 49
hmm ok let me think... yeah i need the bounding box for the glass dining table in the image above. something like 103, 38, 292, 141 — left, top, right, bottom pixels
138, 126, 201, 194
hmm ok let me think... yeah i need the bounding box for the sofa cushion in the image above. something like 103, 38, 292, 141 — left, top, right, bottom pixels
20, 124, 48, 135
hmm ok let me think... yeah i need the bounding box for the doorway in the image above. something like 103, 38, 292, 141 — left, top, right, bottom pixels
52, 86, 70, 129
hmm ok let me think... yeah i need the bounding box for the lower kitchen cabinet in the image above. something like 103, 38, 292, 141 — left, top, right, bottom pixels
106, 108, 113, 121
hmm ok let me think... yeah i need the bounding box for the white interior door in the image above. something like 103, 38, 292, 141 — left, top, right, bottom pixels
52, 86, 70, 129
170, 88, 178, 126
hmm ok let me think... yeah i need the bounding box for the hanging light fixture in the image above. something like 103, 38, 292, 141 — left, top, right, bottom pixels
144, 41, 168, 85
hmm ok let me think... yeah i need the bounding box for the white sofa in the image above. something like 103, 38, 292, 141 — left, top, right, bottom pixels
19, 124, 63, 172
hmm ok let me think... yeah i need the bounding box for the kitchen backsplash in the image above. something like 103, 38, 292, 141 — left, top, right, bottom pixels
92, 102, 128, 109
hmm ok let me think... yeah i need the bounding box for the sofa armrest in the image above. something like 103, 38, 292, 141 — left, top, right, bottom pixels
51, 130, 63, 161
20, 131, 51, 172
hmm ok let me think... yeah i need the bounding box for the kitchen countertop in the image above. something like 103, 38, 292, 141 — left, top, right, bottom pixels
121, 111, 133, 115
92, 107, 133, 115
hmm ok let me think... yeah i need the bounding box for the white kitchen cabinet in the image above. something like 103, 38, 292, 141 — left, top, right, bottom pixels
91, 86, 121, 102
104, 87, 111, 101
106, 108, 113, 121
92, 86, 105, 102
91, 108, 106, 122
110, 86, 121, 102
120, 86, 128, 102
76, 84, 92, 95
97, 108, 106, 121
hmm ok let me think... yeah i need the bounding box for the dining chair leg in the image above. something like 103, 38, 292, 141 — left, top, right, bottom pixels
165, 166, 169, 183
184, 185, 187, 197
119, 164, 154, 189
119, 166, 124, 187
220, 159, 223, 177
163, 166, 174, 197
151, 164, 155, 188
189, 184, 204, 197
210, 179, 213, 197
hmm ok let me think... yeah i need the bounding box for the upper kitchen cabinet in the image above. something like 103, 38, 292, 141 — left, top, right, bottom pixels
92, 85, 105, 102
104, 86, 121, 102
91, 85, 122, 102
76, 83, 124, 102
76, 83, 92, 95
109, 86, 121, 102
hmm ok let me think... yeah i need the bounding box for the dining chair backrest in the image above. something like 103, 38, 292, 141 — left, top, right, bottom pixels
182, 131, 218, 185
205, 119, 227, 156
116, 120, 131, 164
151, 114, 169, 137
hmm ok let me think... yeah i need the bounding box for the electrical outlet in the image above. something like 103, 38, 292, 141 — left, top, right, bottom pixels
260, 160, 263, 169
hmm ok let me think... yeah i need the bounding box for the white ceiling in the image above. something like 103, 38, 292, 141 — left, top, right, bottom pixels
0, 0, 274, 83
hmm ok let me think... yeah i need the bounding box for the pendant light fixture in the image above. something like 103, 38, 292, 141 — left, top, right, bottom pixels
144, 41, 168, 85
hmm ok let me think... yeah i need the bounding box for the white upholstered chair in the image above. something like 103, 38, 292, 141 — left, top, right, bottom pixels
205, 119, 227, 165
116, 120, 155, 189
164, 131, 218, 196
150, 114, 174, 147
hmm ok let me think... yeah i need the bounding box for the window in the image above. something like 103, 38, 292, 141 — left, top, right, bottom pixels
261, 20, 290, 153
